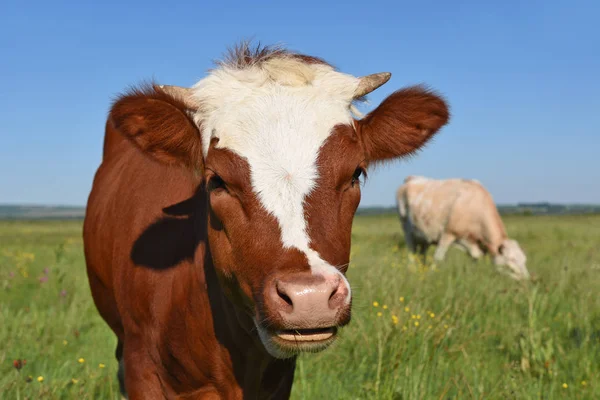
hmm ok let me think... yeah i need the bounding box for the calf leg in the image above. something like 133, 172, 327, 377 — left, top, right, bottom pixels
433, 233, 455, 262
122, 338, 168, 400
118, 358, 127, 400
116, 340, 127, 399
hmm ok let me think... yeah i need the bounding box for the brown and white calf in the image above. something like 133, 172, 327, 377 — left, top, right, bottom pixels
83, 44, 450, 399
396, 176, 530, 280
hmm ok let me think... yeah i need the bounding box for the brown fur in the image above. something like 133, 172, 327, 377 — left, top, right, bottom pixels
357, 85, 449, 163
109, 84, 203, 169
84, 45, 450, 399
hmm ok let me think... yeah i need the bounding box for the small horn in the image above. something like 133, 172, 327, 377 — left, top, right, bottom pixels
354, 72, 392, 98
158, 85, 202, 109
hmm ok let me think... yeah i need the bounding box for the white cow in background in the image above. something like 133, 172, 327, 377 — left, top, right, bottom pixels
396, 176, 530, 280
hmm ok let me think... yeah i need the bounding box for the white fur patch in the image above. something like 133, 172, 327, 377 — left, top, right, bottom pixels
191, 58, 358, 293
304, 248, 352, 303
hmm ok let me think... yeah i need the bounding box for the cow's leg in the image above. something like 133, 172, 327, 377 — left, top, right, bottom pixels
402, 224, 419, 264
86, 269, 128, 397
462, 240, 483, 260
116, 340, 127, 399
404, 237, 421, 269
401, 219, 417, 254
118, 358, 127, 399
433, 233, 455, 262
123, 337, 224, 400
122, 338, 167, 400
417, 242, 430, 265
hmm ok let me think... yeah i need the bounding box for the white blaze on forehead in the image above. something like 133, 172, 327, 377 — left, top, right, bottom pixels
191, 59, 358, 270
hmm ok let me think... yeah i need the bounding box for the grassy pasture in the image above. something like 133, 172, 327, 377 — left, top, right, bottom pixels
0, 215, 599, 399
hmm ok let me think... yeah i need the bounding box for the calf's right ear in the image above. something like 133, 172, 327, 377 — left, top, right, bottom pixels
108, 84, 203, 170
356, 85, 450, 163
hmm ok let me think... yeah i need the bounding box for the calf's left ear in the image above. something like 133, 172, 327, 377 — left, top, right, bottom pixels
355, 85, 450, 163
109, 84, 203, 169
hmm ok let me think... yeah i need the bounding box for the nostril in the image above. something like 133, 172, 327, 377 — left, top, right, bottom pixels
328, 278, 348, 309
276, 286, 293, 307
328, 285, 338, 302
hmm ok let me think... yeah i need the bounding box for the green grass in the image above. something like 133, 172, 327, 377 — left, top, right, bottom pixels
1, 215, 599, 399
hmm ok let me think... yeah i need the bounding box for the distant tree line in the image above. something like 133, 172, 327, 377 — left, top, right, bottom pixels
1, 203, 599, 220
0, 205, 86, 219
355, 203, 600, 217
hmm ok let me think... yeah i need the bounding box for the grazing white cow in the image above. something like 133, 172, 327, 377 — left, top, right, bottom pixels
396, 176, 530, 280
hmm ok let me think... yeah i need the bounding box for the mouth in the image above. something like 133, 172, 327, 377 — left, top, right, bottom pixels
506, 265, 530, 281
258, 326, 339, 357
274, 327, 338, 343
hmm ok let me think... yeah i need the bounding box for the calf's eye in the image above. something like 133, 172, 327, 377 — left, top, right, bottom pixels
351, 168, 364, 187
209, 175, 227, 192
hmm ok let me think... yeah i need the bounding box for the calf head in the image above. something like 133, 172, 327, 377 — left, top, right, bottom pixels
109, 44, 450, 358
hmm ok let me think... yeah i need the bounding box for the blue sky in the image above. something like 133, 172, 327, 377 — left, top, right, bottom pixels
1, 0, 598, 206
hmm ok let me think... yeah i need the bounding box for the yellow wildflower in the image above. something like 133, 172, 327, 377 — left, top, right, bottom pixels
402, 326, 407, 331
63, 340, 68, 345
377, 312, 382, 317
78, 358, 85, 364
382, 305, 388, 310
417, 314, 421, 320
562, 383, 568, 389
399, 297, 404, 302
414, 321, 419, 327
99, 363, 105, 368
581, 381, 587, 386
430, 313, 435, 318
391, 315, 399, 324
72, 378, 79, 384
37, 376, 44, 382
373, 301, 379, 307
411, 314, 416, 319
404, 307, 410, 312
444, 324, 449, 329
